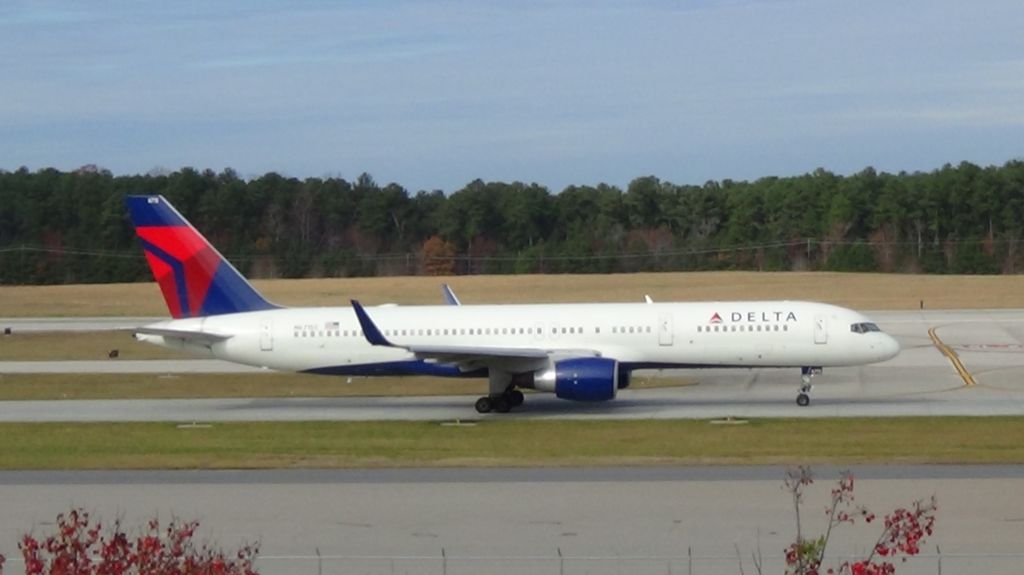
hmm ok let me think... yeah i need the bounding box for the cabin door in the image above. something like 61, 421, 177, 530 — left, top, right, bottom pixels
260, 319, 274, 351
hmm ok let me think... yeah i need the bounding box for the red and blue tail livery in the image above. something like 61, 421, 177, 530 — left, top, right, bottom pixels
126, 195, 277, 318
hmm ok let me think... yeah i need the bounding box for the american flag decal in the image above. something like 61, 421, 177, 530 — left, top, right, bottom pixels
325, 321, 340, 330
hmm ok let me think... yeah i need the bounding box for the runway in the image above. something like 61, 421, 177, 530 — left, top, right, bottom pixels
1, 310, 1024, 421
0, 466, 1020, 575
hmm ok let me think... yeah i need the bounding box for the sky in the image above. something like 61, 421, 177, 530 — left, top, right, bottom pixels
2, 0, 1023, 193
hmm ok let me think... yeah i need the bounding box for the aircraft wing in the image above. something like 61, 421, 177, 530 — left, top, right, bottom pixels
350, 300, 600, 370
133, 326, 233, 345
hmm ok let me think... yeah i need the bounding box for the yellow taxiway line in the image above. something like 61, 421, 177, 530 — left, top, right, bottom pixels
928, 326, 977, 387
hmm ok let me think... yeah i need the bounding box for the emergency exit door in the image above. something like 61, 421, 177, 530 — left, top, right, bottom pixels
658, 313, 674, 346
813, 314, 827, 344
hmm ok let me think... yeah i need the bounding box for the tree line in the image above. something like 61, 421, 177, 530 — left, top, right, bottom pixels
1, 159, 1023, 284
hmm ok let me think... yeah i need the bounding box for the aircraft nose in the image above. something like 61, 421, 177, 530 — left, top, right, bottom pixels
878, 334, 901, 361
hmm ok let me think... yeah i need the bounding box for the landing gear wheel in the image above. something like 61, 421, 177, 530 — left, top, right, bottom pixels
508, 389, 525, 407
795, 367, 819, 408
475, 396, 493, 414
493, 396, 511, 413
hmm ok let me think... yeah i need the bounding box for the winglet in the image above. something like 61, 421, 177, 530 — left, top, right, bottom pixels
644, 295, 654, 304
350, 300, 395, 347
441, 284, 461, 306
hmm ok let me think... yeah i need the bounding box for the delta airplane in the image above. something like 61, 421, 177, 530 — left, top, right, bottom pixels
127, 195, 900, 413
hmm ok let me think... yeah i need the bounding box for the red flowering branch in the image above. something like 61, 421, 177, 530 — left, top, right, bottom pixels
842, 496, 939, 575
17, 508, 260, 575
783, 468, 937, 575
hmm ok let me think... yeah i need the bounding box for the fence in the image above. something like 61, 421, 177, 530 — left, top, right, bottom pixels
245, 549, 1024, 575
3, 548, 1021, 574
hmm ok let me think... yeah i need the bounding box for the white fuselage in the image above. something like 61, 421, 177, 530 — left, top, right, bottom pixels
138, 300, 899, 375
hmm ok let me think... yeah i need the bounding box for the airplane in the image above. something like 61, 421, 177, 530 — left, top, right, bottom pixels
126, 194, 900, 413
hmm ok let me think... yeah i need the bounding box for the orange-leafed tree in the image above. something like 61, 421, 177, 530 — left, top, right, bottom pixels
422, 235, 456, 276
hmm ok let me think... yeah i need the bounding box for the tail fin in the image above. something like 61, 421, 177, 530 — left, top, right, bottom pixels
126, 195, 278, 318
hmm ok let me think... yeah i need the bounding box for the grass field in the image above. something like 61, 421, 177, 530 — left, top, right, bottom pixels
2, 417, 1022, 469
4, 272, 1024, 317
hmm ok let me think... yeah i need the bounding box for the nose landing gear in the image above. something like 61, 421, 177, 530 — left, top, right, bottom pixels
796, 367, 821, 407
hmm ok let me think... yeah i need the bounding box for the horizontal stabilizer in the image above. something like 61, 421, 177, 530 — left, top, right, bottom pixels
133, 326, 233, 344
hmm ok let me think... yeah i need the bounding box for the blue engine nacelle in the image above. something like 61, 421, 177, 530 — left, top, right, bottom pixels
542, 357, 618, 402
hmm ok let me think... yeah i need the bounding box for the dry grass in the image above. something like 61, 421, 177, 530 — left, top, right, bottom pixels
0, 372, 691, 400
0, 332, 182, 361
3, 272, 1024, 317
2, 417, 1023, 469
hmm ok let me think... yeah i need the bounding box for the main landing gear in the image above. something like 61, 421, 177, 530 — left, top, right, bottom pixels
796, 367, 821, 407
475, 370, 526, 414
475, 389, 524, 414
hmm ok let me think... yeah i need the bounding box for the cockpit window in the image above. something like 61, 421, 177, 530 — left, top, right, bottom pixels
850, 322, 882, 334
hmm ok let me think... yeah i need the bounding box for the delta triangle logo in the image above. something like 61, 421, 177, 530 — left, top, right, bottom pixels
709, 312, 723, 324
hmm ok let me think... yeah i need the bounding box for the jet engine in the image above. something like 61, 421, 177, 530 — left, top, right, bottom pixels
522, 357, 619, 401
